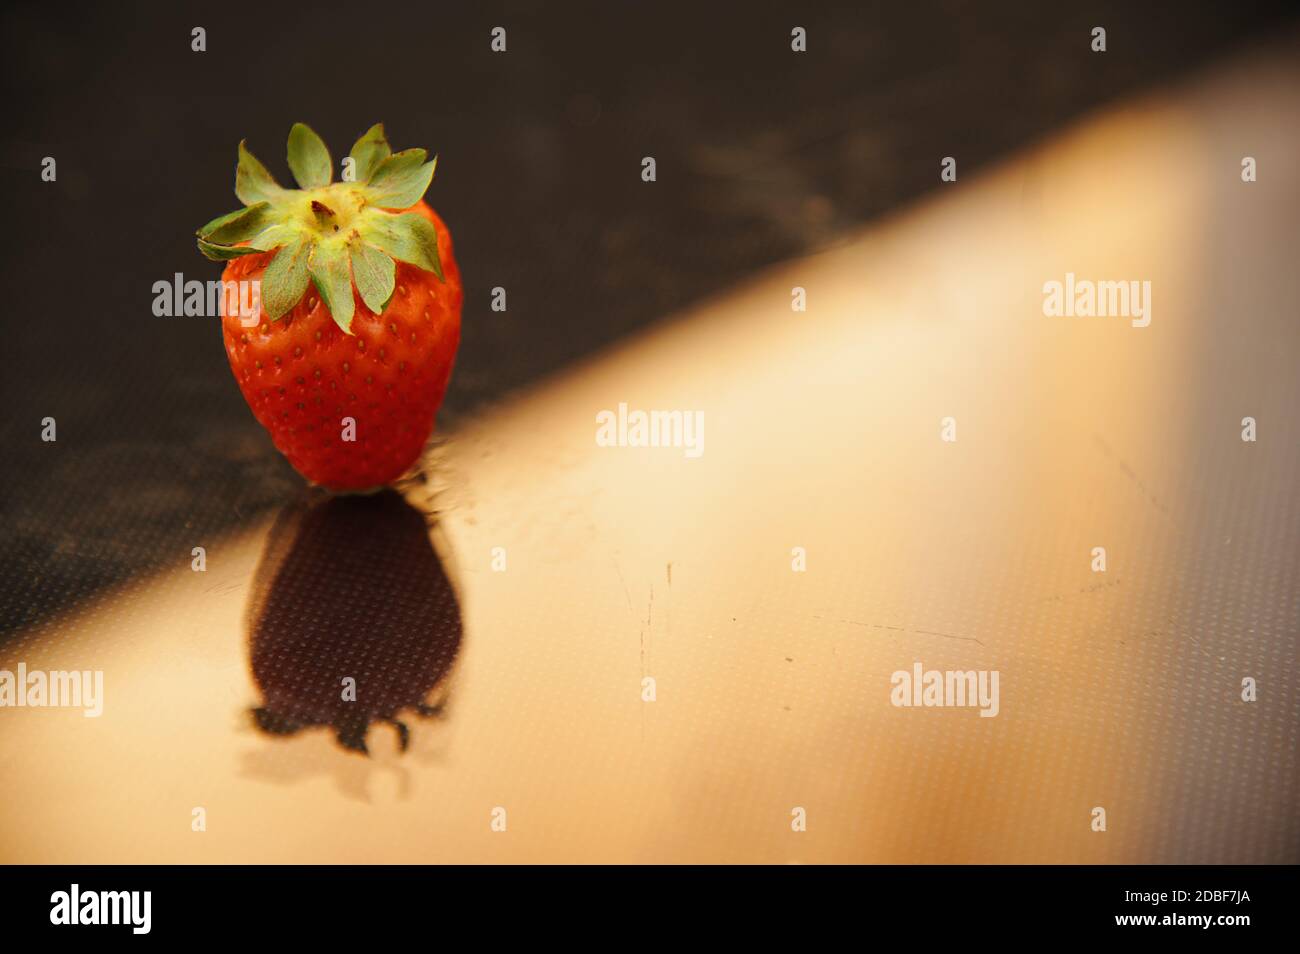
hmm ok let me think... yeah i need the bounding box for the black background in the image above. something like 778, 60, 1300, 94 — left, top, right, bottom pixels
3, 865, 1291, 939
2, 0, 1295, 638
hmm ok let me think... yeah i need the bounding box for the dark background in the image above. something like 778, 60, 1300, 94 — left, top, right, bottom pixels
2, 0, 1296, 638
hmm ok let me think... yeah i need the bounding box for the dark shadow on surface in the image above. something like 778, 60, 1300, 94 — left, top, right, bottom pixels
246, 489, 462, 755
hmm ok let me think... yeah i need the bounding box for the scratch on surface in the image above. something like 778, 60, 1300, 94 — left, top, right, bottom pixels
666, 562, 672, 586
203, 579, 245, 596
913, 628, 985, 646
814, 615, 903, 632
639, 625, 646, 742
610, 556, 634, 616
644, 590, 653, 685
1093, 433, 1170, 516
1040, 577, 1123, 605
812, 615, 985, 646
642, 586, 655, 742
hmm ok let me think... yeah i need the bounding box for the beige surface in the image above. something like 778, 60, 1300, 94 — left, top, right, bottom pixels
2, 39, 1297, 863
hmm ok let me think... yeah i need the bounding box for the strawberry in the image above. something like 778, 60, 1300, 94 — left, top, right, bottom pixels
196, 123, 462, 491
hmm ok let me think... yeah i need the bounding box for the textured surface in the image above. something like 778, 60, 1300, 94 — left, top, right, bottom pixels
1, 0, 1296, 635
1, 36, 1296, 862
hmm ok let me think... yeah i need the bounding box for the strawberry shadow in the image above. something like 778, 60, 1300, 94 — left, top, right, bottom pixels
245, 487, 462, 756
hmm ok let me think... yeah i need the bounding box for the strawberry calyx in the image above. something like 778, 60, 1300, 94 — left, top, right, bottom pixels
196, 122, 443, 334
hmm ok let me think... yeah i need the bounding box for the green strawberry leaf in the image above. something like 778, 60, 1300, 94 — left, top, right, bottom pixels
348, 123, 391, 183
365, 149, 436, 209
198, 204, 256, 239
360, 210, 443, 280
197, 238, 263, 261
308, 241, 355, 333
203, 124, 444, 308
262, 236, 314, 320
198, 202, 270, 244
349, 242, 396, 314
249, 222, 301, 252
287, 123, 332, 190
235, 141, 283, 205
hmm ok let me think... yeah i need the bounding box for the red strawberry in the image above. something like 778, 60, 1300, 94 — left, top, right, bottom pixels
197, 123, 462, 490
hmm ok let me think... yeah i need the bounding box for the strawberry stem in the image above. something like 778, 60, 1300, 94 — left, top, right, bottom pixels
195, 122, 444, 333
